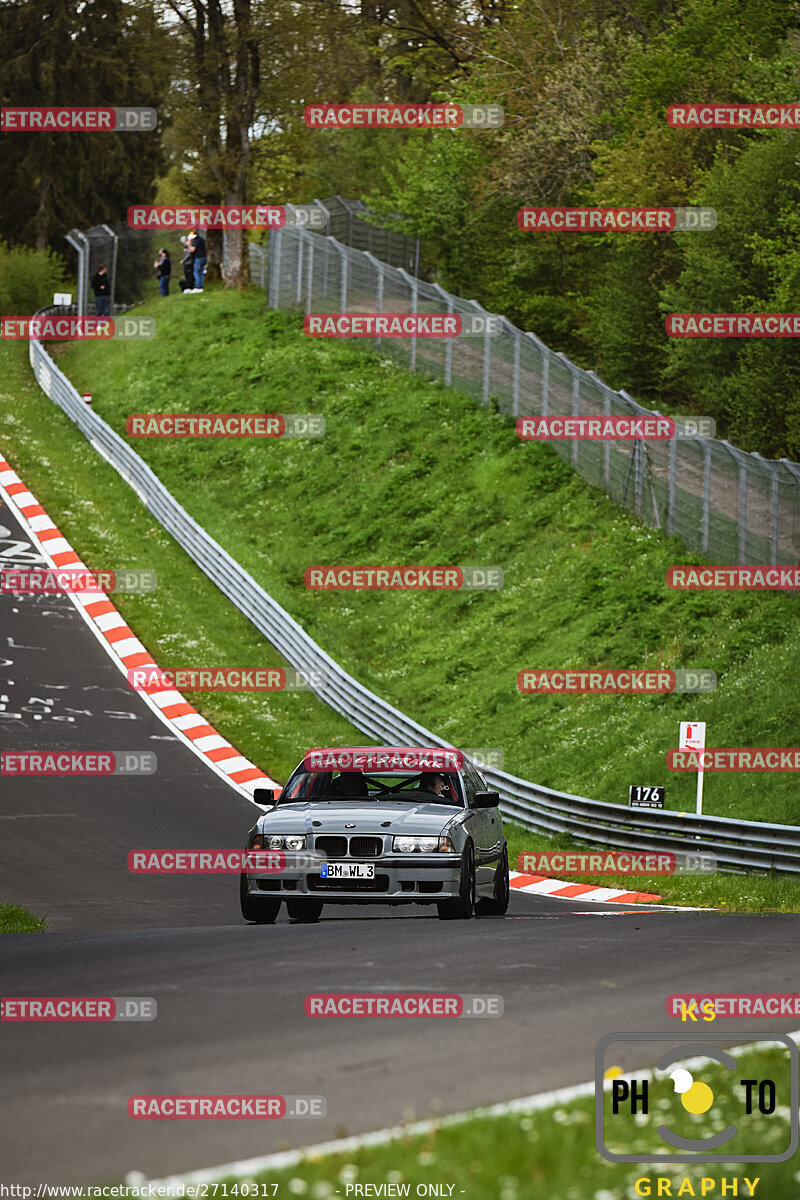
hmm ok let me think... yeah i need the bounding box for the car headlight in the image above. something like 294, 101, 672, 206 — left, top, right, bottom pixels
393, 835, 442, 853
262, 834, 306, 850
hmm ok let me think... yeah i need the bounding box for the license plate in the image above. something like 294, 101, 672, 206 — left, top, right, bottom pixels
320, 862, 375, 879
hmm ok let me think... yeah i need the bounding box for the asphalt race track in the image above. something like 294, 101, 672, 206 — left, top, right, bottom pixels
2, 495, 799, 1184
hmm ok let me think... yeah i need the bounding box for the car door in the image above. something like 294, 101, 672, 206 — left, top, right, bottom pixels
461, 762, 496, 893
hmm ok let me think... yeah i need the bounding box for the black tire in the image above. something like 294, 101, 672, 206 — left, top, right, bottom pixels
240, 873, 280, 924
475, 846, 510, 916
437, 842, 475, 920
286, 898, 324, 923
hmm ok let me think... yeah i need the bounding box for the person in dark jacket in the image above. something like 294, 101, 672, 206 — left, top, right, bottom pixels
179, 237, 194, 291
190, 230, 207, 291
91, 265, 111, 316
154, 249, 171, 296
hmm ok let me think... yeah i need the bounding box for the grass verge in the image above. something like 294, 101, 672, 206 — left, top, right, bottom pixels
0, 901, 46, 932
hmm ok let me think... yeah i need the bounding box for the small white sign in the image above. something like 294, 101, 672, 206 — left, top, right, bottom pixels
679, 721, 706, 752
53, 292, 72, 306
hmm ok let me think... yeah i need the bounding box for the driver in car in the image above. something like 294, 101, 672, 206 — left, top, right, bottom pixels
419, 772, 452, 800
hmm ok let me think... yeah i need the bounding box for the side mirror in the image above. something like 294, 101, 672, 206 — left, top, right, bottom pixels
473, 790, 500, 809
253, 787, 275, 808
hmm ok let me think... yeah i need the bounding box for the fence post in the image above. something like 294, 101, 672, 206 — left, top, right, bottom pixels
702, 440, 712, 553
432, 284, 454, 386
468, 300, 492, 406
512, 326, 521, 417
339, 243, 349, 312
101, 224, 118, 312
306, 237, 314, 315
722, 441, 748, 562
398, 268, 418, 371
365, 252, 385, 353
667, 434, 678, 535
753, 454, 778, 565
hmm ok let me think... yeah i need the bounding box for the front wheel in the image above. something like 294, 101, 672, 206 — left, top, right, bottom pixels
475, 846, 510, 916
286, 898, 324, 923
240, 873, 281, 924
437, 843, 475, 920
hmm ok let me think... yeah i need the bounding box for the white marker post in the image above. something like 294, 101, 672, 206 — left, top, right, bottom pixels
679, 721, 706, 816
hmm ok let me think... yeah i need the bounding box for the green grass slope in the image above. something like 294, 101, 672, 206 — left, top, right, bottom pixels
3, 285, 799, 826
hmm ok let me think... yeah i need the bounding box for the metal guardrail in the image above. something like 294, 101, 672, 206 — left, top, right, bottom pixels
25, 314, 800, 874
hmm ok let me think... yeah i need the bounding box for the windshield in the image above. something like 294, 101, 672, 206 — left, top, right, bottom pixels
278, 769, 464, 806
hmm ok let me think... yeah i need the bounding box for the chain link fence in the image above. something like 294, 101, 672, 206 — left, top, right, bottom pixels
265, 223, 800, 566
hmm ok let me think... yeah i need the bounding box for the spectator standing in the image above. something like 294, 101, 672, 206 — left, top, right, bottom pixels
91, 265, 111, 316
179, 237, 194, 291
191, 230, 207, 291
154, 248, 171, 296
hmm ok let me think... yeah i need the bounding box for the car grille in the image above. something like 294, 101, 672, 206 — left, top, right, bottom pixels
349, 836, 382, 858
314, 835, 383, 858
309, 874, 390, 892
314, 835, 347, 857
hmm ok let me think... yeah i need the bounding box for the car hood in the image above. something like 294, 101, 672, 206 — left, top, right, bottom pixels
257, 801, 462, 836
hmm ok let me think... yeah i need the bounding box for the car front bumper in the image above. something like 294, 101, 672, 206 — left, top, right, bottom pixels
243, 856, 463, 904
